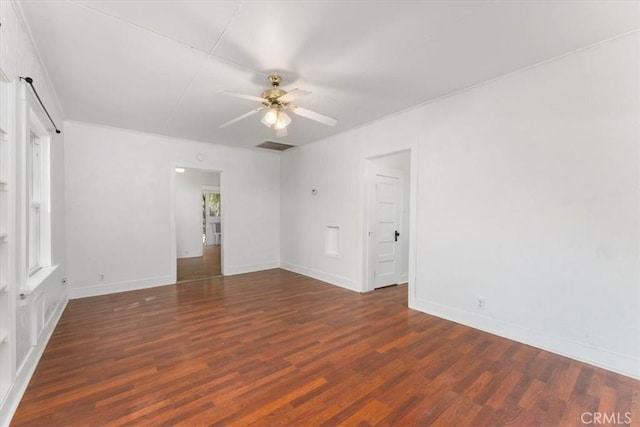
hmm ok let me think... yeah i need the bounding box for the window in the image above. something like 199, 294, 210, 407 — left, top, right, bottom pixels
208, 193, 221, 217
26, 111, 50, 277
28, 132, 41, 274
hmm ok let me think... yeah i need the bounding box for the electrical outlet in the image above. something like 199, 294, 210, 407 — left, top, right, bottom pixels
98, 273, 105, 281
477, 297, 486, 310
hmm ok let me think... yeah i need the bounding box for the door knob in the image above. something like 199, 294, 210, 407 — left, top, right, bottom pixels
395, 230, 400, 241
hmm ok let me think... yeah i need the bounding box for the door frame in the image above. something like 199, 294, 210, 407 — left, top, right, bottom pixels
362, 148, 417, 300
169, 166, 225, 283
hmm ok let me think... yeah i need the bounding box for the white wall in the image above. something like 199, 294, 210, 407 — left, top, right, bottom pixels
281, 136, 366, 290
0, 2, 68, 425
175, 168, 220, 258
64, 121, 280, 298
281, 33, 640, 378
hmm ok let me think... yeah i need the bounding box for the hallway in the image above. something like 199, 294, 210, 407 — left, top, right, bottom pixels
177, 245, 221, 282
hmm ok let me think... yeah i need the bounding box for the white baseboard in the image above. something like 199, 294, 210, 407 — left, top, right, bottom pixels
177, 252, 203, 260
68, 275, 174, 299
410, 297, 640, 380
0, 295, 68, 427
281, 262, 361, 292
223, 261, 280, 276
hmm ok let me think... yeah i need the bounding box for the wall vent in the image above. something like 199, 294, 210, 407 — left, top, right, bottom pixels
256, 141, 295, 151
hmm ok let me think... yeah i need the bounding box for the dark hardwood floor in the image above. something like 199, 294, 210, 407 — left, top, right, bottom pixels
11, 269, 639, 426
176, 244, 221, 283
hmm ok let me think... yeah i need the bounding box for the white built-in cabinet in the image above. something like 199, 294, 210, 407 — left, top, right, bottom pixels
0, 78, 15, 407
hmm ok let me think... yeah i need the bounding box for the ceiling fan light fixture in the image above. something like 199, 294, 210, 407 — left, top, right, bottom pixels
264, 108, 279, 125
273, 111, 291, 130
220, 75, 336, 133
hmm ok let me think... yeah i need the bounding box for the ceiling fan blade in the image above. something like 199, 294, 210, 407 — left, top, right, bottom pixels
276, 127, 288, 138
220, 107, 264, 128
291, 106, 337, 127
278, 88, 311, 103
219, 90, 267, 103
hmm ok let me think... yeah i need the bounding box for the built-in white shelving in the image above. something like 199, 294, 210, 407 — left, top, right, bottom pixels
0, 80, 13, 406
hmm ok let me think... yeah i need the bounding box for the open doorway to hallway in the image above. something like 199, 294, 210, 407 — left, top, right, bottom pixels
365, 150, 411, 291
175, 168, 222, 283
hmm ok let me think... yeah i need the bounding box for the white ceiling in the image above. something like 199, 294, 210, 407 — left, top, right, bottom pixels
19, 1, 640, 149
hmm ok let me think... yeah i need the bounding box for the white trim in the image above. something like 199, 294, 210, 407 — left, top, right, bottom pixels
410, 297, 640, 380
0, 295, 67, 427
170, 164, 226, 278
280, 262, 360, 293
24, 84, 52, 282
362, 147, 417, 296
22, 264, 58, 298
169, 164, 178, 284
68, 275, 173, 299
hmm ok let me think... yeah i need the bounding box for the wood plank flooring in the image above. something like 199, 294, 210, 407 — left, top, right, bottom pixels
176, 244, 221, 283
11, 269, 640, 426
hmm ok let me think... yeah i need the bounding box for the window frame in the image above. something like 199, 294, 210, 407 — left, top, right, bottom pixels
25, 107, 51, 278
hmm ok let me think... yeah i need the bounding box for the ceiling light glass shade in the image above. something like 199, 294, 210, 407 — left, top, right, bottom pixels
261, 109, 292, 132
264, 108, 279, 125
273, 111, 291, 130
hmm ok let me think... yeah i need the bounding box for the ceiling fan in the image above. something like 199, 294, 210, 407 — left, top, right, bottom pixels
219, 75, 337, 137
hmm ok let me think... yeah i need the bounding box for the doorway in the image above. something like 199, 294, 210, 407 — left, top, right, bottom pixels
175, 168, 222, 283
365, 150, 411, 291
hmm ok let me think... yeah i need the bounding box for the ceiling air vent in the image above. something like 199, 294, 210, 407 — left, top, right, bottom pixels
256, 141, 295, 151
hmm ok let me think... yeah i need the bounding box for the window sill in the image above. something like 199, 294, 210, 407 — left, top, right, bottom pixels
21, 264, 59, 299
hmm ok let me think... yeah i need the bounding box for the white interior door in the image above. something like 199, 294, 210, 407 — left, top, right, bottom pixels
371, 169, 402, 288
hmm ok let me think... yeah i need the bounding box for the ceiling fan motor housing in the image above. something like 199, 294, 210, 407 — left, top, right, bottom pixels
262, 75, 288, 108
261, 88, 287, 105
